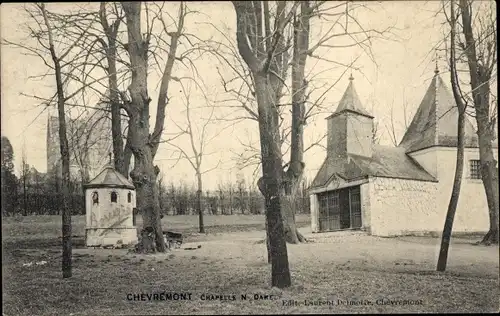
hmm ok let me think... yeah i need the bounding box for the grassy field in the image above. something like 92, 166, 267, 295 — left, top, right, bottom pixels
2, 214, 499, 315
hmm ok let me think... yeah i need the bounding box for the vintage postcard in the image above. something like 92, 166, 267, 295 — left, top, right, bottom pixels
1, 1, 498, 315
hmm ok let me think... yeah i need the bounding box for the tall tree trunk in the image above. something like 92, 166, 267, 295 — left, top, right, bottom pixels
123, 127, 133, 176
458, 0, 499, 245
123, 2, 166, 252
436, 110, 465, 271
265, 215, 271, 263
477, 119, 499, 245
99, 3, 125, 177
196, 172, 204, 233
41, 3, 72, 278
437, 0, 466, 272
109, 48, 125, 176
282, 2, 311, 244
233, 0, 292, 288
255, 75, 291, 288
58, 99, 72, 278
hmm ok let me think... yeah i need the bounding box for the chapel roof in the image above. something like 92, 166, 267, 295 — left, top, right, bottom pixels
398, 71, 481, 153
83, 164, 134, 190
309, 144, 437, 189
326, 74, 374, 119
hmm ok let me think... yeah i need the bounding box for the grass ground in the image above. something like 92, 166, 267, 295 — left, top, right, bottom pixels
2, 214, 499, 315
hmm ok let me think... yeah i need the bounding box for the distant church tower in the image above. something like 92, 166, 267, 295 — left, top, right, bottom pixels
46, 91, 134, 188
46, 106, 63, 189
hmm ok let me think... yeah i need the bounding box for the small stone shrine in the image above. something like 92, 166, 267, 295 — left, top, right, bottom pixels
83, 164, 138, 247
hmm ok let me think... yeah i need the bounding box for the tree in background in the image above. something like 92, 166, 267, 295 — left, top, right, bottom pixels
165, 79, 221, 233
20, 145, 31, 216
1, 136, 18, 215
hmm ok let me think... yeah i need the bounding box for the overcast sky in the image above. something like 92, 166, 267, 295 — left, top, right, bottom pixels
1, 1, 451, 190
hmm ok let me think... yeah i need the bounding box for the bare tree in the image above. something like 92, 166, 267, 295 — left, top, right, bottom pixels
51, 3, 132, 178
384, 92, 412, 147
165, 79, 221, 233
98, 3, 128, 176
456, 0, 498, 245
236, 170, 248, 214
3, 3, 97, 278
433, 0, 498, 245
232, 0, 297, 288
66, 108, 115, 185
437, 0, 468, 272
120, 2, 196, 252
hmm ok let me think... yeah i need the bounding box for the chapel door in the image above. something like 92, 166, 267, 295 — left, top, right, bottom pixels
339, 188, 351, 229
349, 186, 362, 228
318, 191, 340, 232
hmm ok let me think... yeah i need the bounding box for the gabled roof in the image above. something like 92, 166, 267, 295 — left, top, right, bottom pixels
326, 75, 374, 119
83, 165, 134, 190
309, 145, 437, 189
399, 72, 479, 153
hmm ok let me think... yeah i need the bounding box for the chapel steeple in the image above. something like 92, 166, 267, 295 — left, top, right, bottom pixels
326, 75, 374, 159
399, 66, 478, 153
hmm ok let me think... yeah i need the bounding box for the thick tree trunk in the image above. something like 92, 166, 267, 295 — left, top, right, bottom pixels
477, 114, 499, 245
281, 179, 307, 244
129, 137, 165, 252
123, 2, 166, 252
458, 0, 499, 245
255, 75, 291, 288
265, 215, 271, 263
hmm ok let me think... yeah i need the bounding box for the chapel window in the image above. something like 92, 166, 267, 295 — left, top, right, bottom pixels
92, 192, 99, 205
111, 191, 118, 203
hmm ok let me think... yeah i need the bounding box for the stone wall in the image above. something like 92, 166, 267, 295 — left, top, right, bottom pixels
435, 148, 493, 233
85, 187, 137, 247
360, 183, 371, 233
369, 147, 493, 236
369, 177, 438, 236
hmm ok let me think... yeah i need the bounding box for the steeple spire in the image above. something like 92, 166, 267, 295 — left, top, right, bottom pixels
330, 75, 373, 119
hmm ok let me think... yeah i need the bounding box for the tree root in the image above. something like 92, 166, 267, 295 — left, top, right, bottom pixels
478, 229, 499, 245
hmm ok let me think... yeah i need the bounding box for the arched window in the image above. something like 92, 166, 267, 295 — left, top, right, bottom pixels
111, 191, 118, 203
127, 192, 132, 203
92, 191, 99, 205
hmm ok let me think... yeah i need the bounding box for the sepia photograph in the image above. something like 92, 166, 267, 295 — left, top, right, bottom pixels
1, 1, 498, 315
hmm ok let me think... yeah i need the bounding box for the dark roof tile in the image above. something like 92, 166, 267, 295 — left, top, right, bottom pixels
84, 165, 134, 189
399, 74, 479, 152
